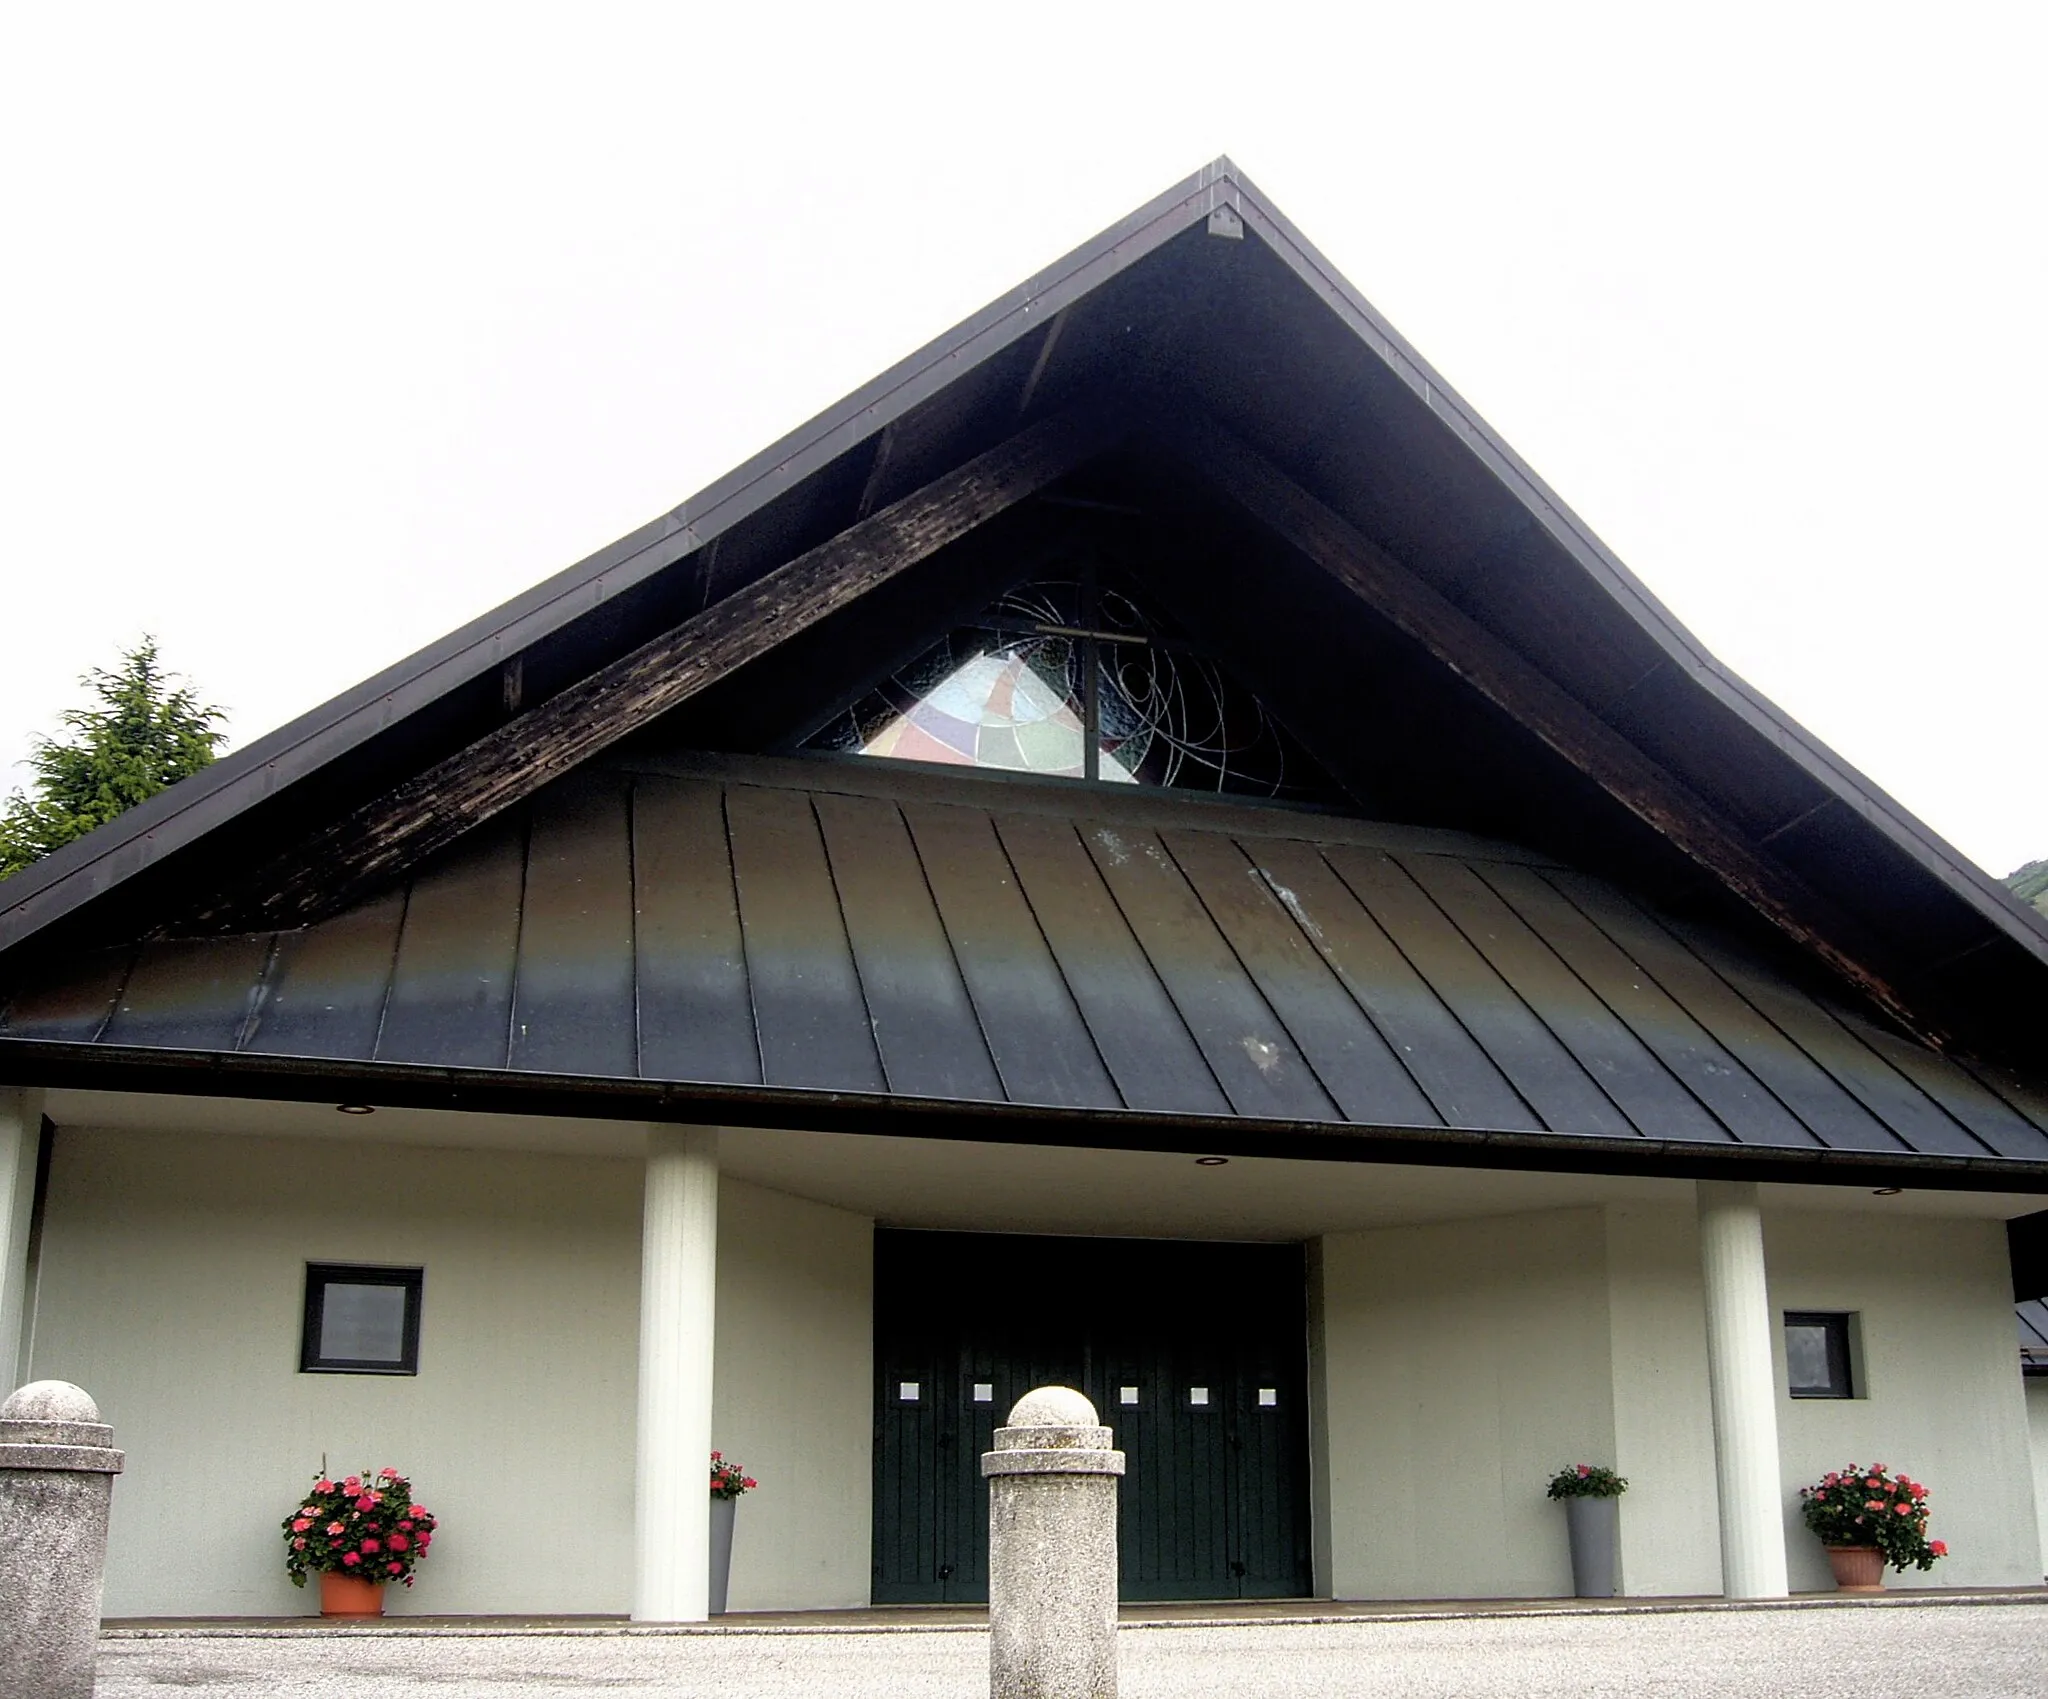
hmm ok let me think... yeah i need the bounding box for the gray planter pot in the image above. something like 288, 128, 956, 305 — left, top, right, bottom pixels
1564, 1495, 1619, 1598
710, 1495, 737, 1616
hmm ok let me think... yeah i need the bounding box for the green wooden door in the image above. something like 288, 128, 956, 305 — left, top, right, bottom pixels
873, 1231, 1311, 1604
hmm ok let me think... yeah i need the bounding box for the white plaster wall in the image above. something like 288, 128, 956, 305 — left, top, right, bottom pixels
1765, 1211, 2040, 1591
1604, 1203, 1722, 1596
2028, 1379, 2048, 1580
713, 1178, 872, 1611
31, 1127, 643, 1617
1317, 1207, 1614, 1600
28, 1126, 877, 1617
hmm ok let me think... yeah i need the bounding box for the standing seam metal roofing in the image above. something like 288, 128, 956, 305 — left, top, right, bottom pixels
5, 756, 2045, 1179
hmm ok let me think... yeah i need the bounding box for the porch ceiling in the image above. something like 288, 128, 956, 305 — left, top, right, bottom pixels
40, 1090, 2047, 1240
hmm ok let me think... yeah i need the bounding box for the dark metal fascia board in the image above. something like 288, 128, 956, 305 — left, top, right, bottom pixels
1219, 175, 2048, 969
7, 1036, 2048, 1196
0, 164, 1244, 959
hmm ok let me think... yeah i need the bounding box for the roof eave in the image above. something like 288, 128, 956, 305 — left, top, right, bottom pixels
6, 1037, 2048, 1196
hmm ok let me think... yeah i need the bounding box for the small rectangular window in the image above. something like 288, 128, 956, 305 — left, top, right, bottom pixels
971, 1383, 994, 1404
301, 1265, 422, 1375
1785, 1311, 1855, 1399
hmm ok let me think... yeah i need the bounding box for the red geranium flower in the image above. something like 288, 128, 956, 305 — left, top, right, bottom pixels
389, 1534, 410, 1551
342, 1552, 361, 1567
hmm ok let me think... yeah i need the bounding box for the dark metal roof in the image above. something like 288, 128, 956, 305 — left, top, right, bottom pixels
2, 160, 2044, 1062
7, 756, 2046, 1187
2020, 1301, 2048, 1374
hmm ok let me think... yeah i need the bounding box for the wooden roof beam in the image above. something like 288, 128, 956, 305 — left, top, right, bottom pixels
1141, 410, 1948, 1050
195, 406, 1125, 932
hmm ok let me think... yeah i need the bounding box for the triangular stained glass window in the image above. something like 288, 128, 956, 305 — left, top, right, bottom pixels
803, 577, 1347, 803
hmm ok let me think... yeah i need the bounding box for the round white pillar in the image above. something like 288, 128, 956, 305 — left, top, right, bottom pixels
1696, 1179, 1788, 1599
633, 1125, 718, 1622
0, 1089, 44, 1388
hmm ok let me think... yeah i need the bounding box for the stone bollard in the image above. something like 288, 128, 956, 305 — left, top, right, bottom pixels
981, 1386, 1125, 1699
0, 1382, 125, 1699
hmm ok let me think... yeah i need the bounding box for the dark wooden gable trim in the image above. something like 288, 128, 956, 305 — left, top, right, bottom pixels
195, 407, 1125, 931
1139, 411, 1946, 1049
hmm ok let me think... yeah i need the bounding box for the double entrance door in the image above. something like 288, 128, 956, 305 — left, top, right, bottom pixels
873, 1230, 1312, 1604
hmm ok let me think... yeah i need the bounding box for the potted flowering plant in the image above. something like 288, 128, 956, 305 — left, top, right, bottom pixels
282, 1467, 439, 1617
1546, 1464, 1628, 1598
708, 1451, 757, 1616
1799, 1462, 1946, 1592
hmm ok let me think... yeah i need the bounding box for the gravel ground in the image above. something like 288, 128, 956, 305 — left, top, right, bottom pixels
98, 1601, 2048, 1698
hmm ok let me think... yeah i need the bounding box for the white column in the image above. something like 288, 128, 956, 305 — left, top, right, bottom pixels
0, 1089, 43, 1389
1697, 1179, 1788, 1598
633, 1125, 718, 1622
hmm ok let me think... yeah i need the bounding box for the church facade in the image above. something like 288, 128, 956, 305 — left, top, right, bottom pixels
2, 162, 2044, 1618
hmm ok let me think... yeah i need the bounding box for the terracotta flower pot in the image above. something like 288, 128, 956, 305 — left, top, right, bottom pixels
1824, 1545, 1886, 1593
319, 1572, 387, 1618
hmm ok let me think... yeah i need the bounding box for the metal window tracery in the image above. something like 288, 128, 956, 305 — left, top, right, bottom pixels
804, 576, 1339, 802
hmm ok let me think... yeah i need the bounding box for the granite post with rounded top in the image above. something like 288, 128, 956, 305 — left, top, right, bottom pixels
982, 1386, 1125, 1699
1, 1381, 125, 1699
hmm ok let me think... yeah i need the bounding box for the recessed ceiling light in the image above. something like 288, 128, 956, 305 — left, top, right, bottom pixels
336, 1104, 376, 1116
1194, 1156, 1229, 1167
1872, 1186, 1902, 1197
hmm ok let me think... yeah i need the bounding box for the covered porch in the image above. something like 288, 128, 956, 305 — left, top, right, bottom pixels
8, 1087, 2041, 1621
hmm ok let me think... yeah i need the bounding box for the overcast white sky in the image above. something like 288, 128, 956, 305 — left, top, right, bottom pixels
2, 4, 2041, 877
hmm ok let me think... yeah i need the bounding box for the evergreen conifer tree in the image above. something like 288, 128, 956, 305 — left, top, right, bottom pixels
0, 638, 226, 879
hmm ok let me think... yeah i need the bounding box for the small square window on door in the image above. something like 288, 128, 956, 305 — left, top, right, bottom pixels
1784, 1311, 1856, 1399
301, 1264, 423, 1375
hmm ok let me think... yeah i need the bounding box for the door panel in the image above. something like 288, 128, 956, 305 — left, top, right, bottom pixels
873, 1231, 1311, 1603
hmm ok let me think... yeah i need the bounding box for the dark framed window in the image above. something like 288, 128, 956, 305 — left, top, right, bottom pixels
1784, 1311, 1855, 1399
301, 1264, 423, 1375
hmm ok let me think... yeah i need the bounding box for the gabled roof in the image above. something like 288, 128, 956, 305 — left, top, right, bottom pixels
2, 159, 2045, 1071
